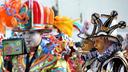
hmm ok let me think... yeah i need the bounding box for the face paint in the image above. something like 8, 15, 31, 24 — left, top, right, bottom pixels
22, 31, 41, 48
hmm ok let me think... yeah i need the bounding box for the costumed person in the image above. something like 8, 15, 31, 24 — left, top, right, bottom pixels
41, 16, 76, 72
34, 14, 82, 72
3, 0, 72, 72
3, 0, 57, 72
80, 11, 126, 72
54, 16, 71, 67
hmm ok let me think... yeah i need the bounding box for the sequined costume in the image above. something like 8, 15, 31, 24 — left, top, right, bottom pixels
9, 43, 70, 72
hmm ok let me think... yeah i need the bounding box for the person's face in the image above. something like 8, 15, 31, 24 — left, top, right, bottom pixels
94, 37, 107, 53
82, 39, 94, 51
22, 31, 42, 48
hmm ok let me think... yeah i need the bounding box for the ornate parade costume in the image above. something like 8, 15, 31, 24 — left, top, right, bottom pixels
0, 0, 82, 72
0, 0, 127, 72
80, 11, 128, 72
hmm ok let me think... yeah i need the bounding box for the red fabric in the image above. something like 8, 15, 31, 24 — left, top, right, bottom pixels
67, 59, 76, 72
33, 1, 41, 24
24, 1, 43, 24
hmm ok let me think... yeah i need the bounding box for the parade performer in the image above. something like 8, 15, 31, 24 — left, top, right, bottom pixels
80, 11, 127, 72
2, 0, 58, 72
40, 16, 77, 72
2, 0, 78, 72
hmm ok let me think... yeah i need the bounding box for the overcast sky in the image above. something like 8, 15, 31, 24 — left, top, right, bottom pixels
58, 0, 128, 41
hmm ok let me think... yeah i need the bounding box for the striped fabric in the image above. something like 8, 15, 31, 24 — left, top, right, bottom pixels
82, 42, 121, 62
